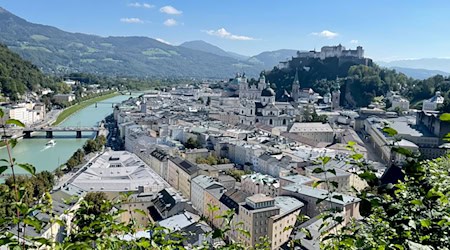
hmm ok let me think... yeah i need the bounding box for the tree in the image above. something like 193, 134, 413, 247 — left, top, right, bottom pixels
184, 137, 200, 149
83, 139, 99, 154
95, 135, 106, 148
55, 168, 64, 178
83, 192, 109, 214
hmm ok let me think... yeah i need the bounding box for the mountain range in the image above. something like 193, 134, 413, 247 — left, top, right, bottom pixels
378, 59, 450, 79
0, 7, 300, 78
387, 67, 449, 80
0, 6, 448, 80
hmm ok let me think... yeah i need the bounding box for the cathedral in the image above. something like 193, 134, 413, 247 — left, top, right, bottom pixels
238, 72, 297, 127
237, 70, 341, 127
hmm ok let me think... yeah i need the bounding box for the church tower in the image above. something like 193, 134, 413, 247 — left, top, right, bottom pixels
331, 78, 341, 110
238, 73, 248, 99
258, 71, 267, 90
291, 68, 300, 102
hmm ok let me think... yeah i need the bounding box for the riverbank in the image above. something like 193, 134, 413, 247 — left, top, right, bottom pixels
52, 92, 119, 126
0, 94, 134, 177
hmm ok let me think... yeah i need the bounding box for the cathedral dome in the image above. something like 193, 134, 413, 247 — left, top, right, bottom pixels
261, 87, 275, 97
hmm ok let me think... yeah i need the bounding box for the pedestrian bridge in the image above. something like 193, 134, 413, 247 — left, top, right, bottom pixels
23, 126, 99, 138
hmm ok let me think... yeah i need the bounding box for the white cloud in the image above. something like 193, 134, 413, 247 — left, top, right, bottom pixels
159, 5, 182, 15
163, 18, 178, 27
311, 30, 339, 39
350, 39, 359, 44
156, 38, 171, 45
204, 28, 256, 41
120, 17, 144, 23
128, 2, 154, 8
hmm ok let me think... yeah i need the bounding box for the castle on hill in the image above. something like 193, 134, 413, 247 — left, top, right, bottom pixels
278, 44, 372, 69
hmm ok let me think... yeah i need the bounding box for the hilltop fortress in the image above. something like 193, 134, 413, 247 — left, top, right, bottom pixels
279, 44, 372, 69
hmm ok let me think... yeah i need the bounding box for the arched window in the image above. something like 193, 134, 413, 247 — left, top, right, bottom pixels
250, 109, 253, 115
283, 119, 286, 125
269, 119, 273, 125
256, 119, 259, 123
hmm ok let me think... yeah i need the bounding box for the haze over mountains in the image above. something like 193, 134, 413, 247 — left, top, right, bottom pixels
377, 59, 450, 79
0, 6, 447, 80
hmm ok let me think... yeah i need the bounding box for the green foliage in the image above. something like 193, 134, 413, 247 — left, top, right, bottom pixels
439, 113, 450, 122
267, 60, 450, 108
184, 137, 201, 149
303, 109, 328, 123
382, 127, 398, 137
196, 155, 230, 165
0, 44, 55, 100
64, 135, 106, 172
225, 169, 251, 182
323, 146, 450, 249
0, 171, 54, 218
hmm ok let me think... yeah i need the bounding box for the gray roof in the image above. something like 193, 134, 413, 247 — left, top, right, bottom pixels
306, 165, 351, 179
274, 196, 304, 216
280, 174, 313, 184
192, 175, 223, 190
170, 157, 199, 175
387, 116, 434, 137
282, 184, 360, 205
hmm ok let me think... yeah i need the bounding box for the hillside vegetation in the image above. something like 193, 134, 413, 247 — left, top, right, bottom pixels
0, 7, 259, 78
264, 58, 450, 107
0, 44, 55, 100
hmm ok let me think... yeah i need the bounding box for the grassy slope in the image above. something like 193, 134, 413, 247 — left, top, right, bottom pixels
52, 92, 119, 125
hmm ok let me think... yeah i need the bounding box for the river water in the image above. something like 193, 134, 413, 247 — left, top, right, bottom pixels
0, 94, 134, 175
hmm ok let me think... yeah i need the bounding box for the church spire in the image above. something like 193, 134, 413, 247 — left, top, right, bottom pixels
291, 68, 300, 102
293, 68, 299, 85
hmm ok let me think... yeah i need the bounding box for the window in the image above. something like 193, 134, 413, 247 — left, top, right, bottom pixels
269, 119, 273, 125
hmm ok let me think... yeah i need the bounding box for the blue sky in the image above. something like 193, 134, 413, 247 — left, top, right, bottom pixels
0, 0, 447, 60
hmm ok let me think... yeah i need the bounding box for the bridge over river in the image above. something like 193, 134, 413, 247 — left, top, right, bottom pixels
23, 126, 99, 138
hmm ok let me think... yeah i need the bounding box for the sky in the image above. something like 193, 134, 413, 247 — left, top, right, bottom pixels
0, 0, 448, 61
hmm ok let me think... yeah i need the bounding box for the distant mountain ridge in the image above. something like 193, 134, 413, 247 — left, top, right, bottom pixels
0, 7, 262, 78
378, 58, 450, 74
6, 6, 448, 81
179, 40, 249, 61
248, 49, 298, 69
0, 6, 307, 78
389, 67, 450, 80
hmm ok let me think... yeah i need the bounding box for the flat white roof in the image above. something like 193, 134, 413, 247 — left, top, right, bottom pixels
289, 122, 333, 133
70, 151, 169, 192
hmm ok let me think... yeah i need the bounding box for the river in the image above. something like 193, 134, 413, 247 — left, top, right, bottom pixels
0, 94, 135, 176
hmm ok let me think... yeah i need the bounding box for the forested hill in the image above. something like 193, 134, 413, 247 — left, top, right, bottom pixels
0, 7, 258, 78
0, 43, 55, 100
264, 57, 450, 108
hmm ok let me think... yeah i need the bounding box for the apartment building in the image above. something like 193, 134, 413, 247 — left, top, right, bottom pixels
191, 175, 224, 215
167, 157, 199, 199
280, 184, 360, 225
237, 194, 304, 249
